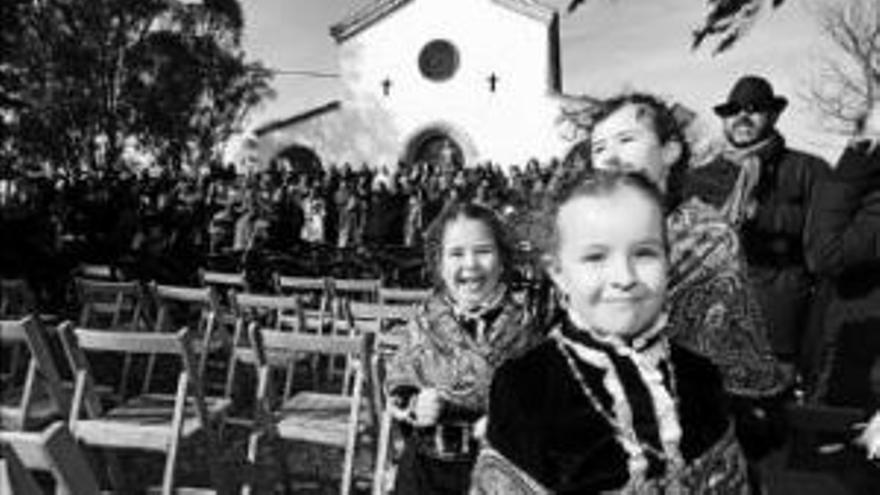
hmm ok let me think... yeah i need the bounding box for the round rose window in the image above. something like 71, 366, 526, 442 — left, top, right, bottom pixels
418, 39, 459, 82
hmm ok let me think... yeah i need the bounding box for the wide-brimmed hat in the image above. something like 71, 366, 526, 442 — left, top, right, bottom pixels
714, 75, 788, 117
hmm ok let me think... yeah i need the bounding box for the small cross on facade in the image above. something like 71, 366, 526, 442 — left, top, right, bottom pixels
382, 77, 392, 96
488, 73, 499, 92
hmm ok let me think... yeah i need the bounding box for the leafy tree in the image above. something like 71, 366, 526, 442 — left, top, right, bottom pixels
566, 0, 789, 55
1, 0, 273, 175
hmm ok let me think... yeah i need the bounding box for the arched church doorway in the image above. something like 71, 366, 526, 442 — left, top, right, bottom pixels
273, 144, 322, 177
405, 129, 464, 172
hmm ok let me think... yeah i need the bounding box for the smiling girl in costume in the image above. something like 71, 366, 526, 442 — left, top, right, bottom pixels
385, 201, 541, 495
472, 170, 749, 494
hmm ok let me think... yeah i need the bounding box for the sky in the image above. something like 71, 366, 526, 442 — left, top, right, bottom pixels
238, 0, 851, 162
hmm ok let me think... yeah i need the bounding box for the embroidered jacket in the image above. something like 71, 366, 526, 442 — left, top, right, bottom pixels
477, 316, 748, 494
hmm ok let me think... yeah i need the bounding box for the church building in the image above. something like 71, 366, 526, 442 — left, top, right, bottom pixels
253, 0, 584, 172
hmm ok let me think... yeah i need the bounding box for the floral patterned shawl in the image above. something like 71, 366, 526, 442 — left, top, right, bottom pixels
385, 290, 539, 412
666, 197, 791, 397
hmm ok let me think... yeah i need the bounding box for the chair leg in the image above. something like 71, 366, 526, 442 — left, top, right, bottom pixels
143, 353, 157, 395
283, 359, 296, 401
341, 399, 362, 495
198, 329, 213, 381
205, 433, 234, 495
120, 352, 133, 398
161, 444, 179, 495
245, 429, 261, 479
245, 428, 291, 495
224, 353, 238, 401
277, 438, 295, 495
101, 450, 129, 493
373, 409, 394, 495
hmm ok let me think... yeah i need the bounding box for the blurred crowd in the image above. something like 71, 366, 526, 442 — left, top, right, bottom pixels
0, 156, 575, 304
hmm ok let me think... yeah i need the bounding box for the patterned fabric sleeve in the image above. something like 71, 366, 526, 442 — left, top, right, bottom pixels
383, 298, 496, 412
667, 199, 792, 397
470, 447, 550, 495
383, 314, 430, 399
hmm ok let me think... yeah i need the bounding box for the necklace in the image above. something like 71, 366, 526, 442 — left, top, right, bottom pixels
553, 333, 685, 475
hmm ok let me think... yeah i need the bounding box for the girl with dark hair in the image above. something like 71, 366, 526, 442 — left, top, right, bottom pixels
584, 92, 790, 401
385, 201, 541, 494
565, 92, 793, 492
472, 170, 749, 494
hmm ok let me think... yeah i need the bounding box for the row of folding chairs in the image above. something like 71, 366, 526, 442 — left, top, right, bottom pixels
1, 313, 371, 493
2, 279, 433, 493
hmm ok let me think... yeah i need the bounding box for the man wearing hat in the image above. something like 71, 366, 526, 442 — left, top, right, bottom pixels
685, 75, 830, 370
682, 75, 830, 490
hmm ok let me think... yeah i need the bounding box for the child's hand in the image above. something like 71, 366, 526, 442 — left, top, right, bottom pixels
854, 411, 880, 460
408, 388, 443, 427
473, 415, 488, 441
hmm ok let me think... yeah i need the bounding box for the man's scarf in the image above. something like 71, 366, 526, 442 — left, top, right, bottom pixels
719, 131, 785, 226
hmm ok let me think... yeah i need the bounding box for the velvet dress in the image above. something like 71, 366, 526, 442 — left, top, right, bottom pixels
472, 315, 750, 494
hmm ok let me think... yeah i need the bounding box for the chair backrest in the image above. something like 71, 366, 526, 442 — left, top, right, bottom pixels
69, 327, 186, 356
332, 277, 381, 304
250, 324, 365, 361
275, 274, 331, 312
76, 263, 118, 281
235, 292, 304, 327
200, 270, 247, 291
199, 269, 248, 311
0, 317, 70, 431
150, 283, 215, 333
378, 287, 431, 307
346, 301, 394, 335
75, 278, 145, 330
0, 278, 36, 318
0, 421, 102, 495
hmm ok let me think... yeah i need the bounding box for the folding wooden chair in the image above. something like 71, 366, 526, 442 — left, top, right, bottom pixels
0, 316, 69, 431
148, 283, 223, 395
75, 278, 147, 330
377, 287, 431, 308
225, 293, 305, 408
322, 279, 380, 388
59, 323, 232, 494
274, 274, 331, 320
1, 279, 37, 388
199, 269, 248, 335
331, 277, 381, 316
74, 278, 151, 398
246, 324, 374, 495
0, 421, 102, 495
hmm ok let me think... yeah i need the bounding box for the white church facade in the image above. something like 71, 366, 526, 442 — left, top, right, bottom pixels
253, 0, 584, 171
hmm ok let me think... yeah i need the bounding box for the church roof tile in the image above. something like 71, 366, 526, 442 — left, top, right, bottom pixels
330, 0, 556, 43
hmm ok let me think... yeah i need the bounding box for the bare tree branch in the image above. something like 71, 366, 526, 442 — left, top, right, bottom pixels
807, 0, 880, 133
